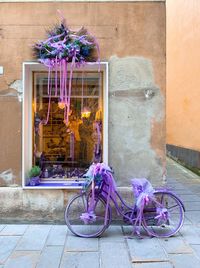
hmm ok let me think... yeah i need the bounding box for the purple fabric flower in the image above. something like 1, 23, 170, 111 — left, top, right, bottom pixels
155, 207, 169, 224
80, 211, 97, 224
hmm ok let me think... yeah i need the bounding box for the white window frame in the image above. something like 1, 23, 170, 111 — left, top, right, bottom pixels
22, 61, 108, 189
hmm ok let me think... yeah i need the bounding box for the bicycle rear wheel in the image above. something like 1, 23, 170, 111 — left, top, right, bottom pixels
65, 192, 111, 238
142, 191, 184, 238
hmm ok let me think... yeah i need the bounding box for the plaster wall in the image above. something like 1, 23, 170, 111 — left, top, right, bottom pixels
0, 2, 166, 189
0, 187, 134, 223
166, 0, 200, 152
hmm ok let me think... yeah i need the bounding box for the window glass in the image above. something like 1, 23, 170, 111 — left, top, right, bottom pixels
33, 71, 103, 179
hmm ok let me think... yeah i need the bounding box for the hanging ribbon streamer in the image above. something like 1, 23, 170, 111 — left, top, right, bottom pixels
95, 122, 101, 155
43, 67, 52, 125
70, 132, 75, 161
81, 71, 84, 112
55, 56, 58, 96
33, 11, 100, 126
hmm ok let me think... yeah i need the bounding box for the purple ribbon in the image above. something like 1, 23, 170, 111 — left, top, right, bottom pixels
70, 132, 75, 161
55, 56, 58, 96
95, 122, 101, 154
81, 163, 117, 226
43, 66, 52, 125
35, 15, 101, 126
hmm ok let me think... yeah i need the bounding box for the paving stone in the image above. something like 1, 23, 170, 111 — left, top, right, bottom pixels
166, 179, 178, 184
179, 195, 200, 202
159, 236, 193, 254
170, 254, 200, 268
46, 225, 67, 246
134, 262, 173, 268
60, 252, 99, 268
100, 241, 132, 268
122, 226, 147, 237
191, 245, 200, 258
122, 226, 133, 235
190, 186, 200, 190
185, 212, 200, 224
166, 182, 177, 186
127, 237, 168, 262
4, 251, 40, 268
0, 236, 21, 264
100, 226, 124, 242
182, 216, 192, 225
36, 246, 63, 268
1, 225, 28, 236
168, 184, 190, 190
180, 225, 200, 244
184, 202, 200, 211
166, 159, 198, 180
190, 190, 200, 196
166, 183, 184, 189
173, 189, 194, 195
65, 234, 98, 252
0, 225, 6, 232
189, 184, 200, 190
16, 225, 52, 251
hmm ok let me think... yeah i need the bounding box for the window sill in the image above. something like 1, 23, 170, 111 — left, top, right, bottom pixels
24, 179, 85, 189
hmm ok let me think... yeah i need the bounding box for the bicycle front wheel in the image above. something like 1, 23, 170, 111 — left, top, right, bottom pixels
65, 192, 111, 238
142, 191, 184, 238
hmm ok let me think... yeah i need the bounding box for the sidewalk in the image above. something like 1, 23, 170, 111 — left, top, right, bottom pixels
1, 158, 200, 268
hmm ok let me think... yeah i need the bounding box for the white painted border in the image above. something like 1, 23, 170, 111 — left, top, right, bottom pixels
22, 61, 108, 189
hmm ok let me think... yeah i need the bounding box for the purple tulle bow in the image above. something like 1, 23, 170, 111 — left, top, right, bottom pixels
131, 178, 155, 236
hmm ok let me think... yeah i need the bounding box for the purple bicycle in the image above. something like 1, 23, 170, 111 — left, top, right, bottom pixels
65, 163, 185, 238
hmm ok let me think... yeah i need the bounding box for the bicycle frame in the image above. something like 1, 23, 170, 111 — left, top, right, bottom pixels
92, 181, 138, 224
84, 179, 185, 226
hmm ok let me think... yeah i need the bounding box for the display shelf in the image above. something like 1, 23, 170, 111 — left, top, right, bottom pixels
42, 161, 78, 164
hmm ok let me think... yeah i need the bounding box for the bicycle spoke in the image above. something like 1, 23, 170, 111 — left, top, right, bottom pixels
167, 204, 179, 210
81, 194, 87, 211
65, 193, 111, 237
142, 192, 184, 238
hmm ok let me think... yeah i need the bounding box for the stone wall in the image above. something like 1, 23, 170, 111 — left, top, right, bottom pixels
0, 1, 166, 190
109, 56, 165, 186
0, 187, 134, 223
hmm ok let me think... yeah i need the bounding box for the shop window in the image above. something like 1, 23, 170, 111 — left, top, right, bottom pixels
22, 62, 108, 188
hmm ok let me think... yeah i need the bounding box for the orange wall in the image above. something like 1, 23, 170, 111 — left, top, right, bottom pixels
0, 2, 166, 184
166, 0, 200, 151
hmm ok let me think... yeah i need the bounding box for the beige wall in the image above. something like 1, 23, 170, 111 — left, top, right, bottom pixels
0, 1, 166, 186
166, 0, 200, 151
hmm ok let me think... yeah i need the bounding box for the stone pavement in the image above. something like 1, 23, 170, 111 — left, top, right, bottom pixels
1, 158, 200, 268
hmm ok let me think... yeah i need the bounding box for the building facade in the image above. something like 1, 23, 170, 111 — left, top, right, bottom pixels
0, 0, 166, 222
166, 0, 200, 170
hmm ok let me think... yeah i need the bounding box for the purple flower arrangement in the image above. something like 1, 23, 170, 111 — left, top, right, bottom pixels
33, 22, 99, 68
33, 14, 100, 126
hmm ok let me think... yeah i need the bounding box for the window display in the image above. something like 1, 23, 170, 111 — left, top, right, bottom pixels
33, 71, 103, 182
